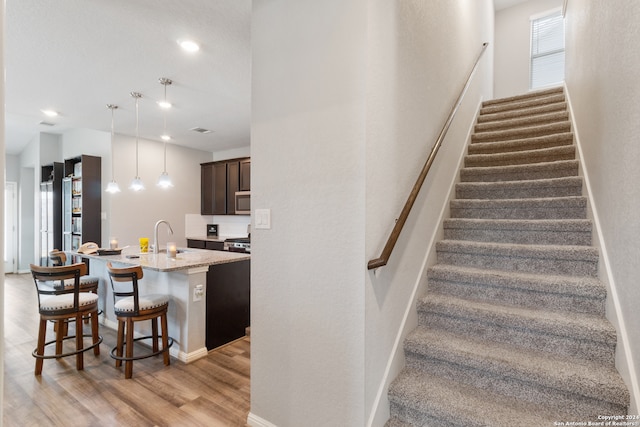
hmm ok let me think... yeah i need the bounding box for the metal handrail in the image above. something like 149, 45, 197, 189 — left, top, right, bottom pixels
367, 42, 489, 270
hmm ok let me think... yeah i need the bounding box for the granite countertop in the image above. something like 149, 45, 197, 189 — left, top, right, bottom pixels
76, 246, 250, 272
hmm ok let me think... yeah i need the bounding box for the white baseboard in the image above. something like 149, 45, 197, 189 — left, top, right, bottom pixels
247, 412, 278, 427
564, 82, 640, 413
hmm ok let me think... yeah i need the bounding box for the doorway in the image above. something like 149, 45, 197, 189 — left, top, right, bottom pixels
4, 181, 17, 273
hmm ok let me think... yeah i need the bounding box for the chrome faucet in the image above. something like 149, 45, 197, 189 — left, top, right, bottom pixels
153, 219, 174, 254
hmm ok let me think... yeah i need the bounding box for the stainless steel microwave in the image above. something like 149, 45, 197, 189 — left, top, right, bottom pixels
235, 191, 251, 215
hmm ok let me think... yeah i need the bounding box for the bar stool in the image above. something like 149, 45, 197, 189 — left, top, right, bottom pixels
30, 263, 102, 375
48, 249, 101, 330
106, 262, 174, 379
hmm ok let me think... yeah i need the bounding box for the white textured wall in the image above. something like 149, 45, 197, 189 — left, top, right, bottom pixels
564, 0, 640, 412
250, 1, 493, 426
365, 1, 493, 425
107, 133, 212, 250
494, 0, 562, 99
250, 0, 367, 425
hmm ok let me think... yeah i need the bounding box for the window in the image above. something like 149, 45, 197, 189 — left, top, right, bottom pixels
530, 9, 565, 89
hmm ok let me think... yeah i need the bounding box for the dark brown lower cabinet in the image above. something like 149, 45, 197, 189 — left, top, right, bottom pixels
206, 259, 250, 350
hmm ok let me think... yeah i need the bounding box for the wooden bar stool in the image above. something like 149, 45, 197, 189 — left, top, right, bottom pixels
30, 263, 102, 375
106, 262, 174, 379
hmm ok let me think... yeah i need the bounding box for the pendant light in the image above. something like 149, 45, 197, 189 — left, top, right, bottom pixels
129, 92, 144, 191
105, 104, 121, 193
157, 78, 174, 189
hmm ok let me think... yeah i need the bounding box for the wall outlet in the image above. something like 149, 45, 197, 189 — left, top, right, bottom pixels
193, 284, 204, 302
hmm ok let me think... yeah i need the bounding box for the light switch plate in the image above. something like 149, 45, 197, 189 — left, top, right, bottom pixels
255, 209, 271, 229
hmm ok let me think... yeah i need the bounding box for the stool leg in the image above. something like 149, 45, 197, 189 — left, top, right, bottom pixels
161, 312, 170, 366
35, 318, 47, 375
125, 318, 134, 379
151, 317, 159, 353
55, 320, 65, 357
75, 313, 84, 371
91, 310, 100, 356
115, 319, 124, 368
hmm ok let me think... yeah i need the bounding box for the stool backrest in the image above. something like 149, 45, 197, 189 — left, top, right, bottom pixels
30, 263, 88, 315
49, 250, 67, 266
106, 262, 144, 315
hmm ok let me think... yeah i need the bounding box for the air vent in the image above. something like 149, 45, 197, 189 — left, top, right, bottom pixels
39, 121, 56, 126
190, 127, 213, 134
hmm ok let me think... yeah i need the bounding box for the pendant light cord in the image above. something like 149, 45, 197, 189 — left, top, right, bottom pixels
135, 96, 139, 177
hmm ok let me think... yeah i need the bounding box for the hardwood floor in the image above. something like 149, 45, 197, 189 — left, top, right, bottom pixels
3, 273, 251, 427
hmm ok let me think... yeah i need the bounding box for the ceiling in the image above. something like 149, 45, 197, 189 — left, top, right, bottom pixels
4, 0, 530, 156
4, 0, 251, 155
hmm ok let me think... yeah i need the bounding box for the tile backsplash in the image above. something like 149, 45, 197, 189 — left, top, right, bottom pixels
185, 214, 251, 238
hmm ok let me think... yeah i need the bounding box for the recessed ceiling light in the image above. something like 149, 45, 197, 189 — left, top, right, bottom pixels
157, 100, 172, 109
41, 109, 58, 117
161, 134, 171, 141
178, 39, 200, 53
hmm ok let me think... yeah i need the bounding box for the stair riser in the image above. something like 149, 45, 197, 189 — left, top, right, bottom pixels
388, 402, 463, 427
455, 183, 582, 200
465, 147, 576, 168
472, 123, 571, 143
427, 277, 605, 314
480, 94, 566, 115
416, 309, 615, 364
404, 354, 626, 418
477, 102, 567, 124
474, 113, 569, 133
443, 227, 591, 245
435, 248, 598, 277
450, 201, 587, 220
468, 134, 574, 155
460, 163, 579, 182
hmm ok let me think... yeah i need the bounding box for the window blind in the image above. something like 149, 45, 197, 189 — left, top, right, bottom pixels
530, 10, 565, 89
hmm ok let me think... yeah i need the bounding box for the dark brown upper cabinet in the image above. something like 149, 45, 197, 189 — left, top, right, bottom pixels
201, 157, 250, 215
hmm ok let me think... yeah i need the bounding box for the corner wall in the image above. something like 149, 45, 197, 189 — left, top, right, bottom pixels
564, 0, 640, 413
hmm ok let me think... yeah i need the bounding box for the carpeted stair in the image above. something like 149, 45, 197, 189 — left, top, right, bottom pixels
387, 86, 630, 426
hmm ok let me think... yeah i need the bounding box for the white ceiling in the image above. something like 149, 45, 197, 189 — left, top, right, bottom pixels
4, 0, 530, 156
494, 0, 532, 11
5, 0, 251, 155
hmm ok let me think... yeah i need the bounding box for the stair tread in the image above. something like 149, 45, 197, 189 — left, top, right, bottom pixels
428, 264, 605, 299
480, 93, 566, 114
418, 292, 616, 343
450, 195, 587, 207
477, 101, 567, 123
472, 122, 571, 142
468, 132, 574, 154
475, 111, 569, 132
461, 159, 578, 176
389, 367, 558, 426
443, 218, 591, 231
437, 239, 599, 260
404, 326, 629, 406
457, 176, 582, 190
466, 144, 575, 161
482, 87, 564, 107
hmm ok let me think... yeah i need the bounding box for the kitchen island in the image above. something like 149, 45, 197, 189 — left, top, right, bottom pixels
78, 247, 250, 363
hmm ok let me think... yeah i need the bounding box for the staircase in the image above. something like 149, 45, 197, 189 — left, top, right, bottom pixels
387, 87, 630, 426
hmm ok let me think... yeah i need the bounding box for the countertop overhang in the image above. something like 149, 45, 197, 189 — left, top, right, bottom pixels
75, 246, 249, 272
